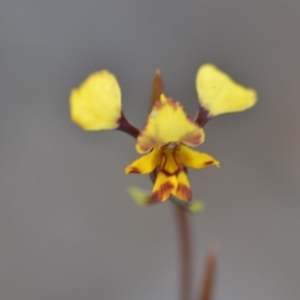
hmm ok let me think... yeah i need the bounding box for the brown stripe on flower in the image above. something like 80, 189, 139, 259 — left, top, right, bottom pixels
126, 166, 142, 174
182, 132, 204, 147
160, 169, 181, 177
160, 153, 180, 174
136, 121, 157, 153
153, 97, 179, 110
176, 184, 192, 201
152, 181, 175, 202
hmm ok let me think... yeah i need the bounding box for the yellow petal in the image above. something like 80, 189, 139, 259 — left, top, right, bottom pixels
196, 64, 257, 116
70, 70, 122, 130
174, 171, 192, 201
125, 147, 160, 174
136, 95, 205, 153
179, 145, 220, 169
152, 172, 178, 202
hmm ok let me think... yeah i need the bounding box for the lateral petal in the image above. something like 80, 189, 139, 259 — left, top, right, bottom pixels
125, 147, 160, 174
196, 64, 257, 116
136, 95, 205, 153
179, 145, 220, 169
152, 172, 178, 202
70, 70, 122, 130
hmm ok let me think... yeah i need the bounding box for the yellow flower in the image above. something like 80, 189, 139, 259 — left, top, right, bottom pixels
70, 64, 257, 204
70, 70, 122, 130
196, 64, 257, 117
125, 95, 219, 202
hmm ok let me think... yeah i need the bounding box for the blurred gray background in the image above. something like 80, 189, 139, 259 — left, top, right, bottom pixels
1, 0, 300, 299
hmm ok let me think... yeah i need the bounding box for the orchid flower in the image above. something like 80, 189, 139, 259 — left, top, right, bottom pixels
70, 64, 257, 204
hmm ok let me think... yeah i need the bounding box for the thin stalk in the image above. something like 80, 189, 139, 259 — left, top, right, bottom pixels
174, 204, 193, 300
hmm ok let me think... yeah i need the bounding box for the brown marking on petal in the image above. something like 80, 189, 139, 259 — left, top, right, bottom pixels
176, 184, 192, 201
166, 98, 180, 110
152, 99, 164, 110
181, 113, 205, 147
136, 131, 156, 153
183, 133, 203, 146
161, 169, 181, 177
136, 118, 158, 153
127, 167, 141, 174
204, 161, 214, 165
159, 148, 181, 176
172, 148, 181, 170
152, 181, 175, 202
160, 152, 167, 171
138, 144, 153, 153
153, 97, 179, 111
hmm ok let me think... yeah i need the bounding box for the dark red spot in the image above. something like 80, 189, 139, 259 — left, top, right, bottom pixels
177, 184, 192, 201
166, 98, 179, 110
128, 167, 141, 174
153, 97, 179, 111
152, 181, 174, 202
205, 161, 214, 165
160, 153, 167, 170
153, 99, 162, 108
161, 169, 180, 176
158, 147, 181, 176
185, 133, 203, 146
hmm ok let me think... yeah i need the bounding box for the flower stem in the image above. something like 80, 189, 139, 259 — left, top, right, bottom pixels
174, 204, 193, 300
